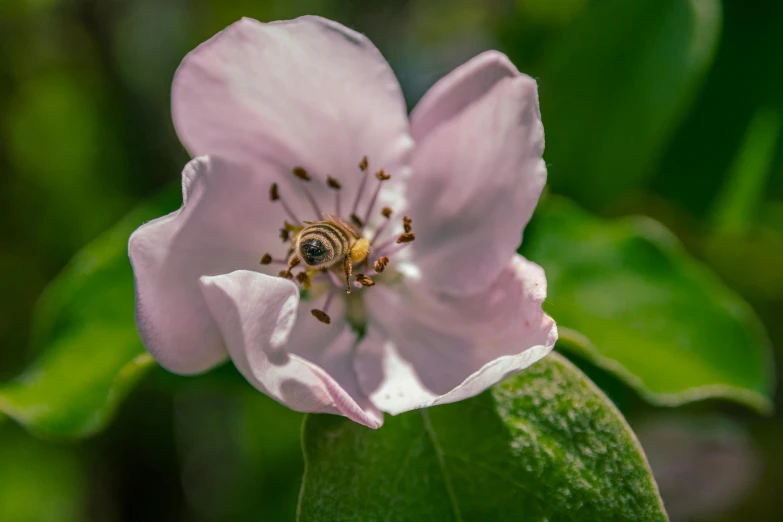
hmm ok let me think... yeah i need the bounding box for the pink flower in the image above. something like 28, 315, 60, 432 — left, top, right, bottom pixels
129, 16, 557, 428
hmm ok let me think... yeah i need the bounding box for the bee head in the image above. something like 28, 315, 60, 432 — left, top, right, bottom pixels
299, 237, 329, 266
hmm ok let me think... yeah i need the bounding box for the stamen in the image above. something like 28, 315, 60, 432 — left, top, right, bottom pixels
292, 167, 322, 219
292, 167, 310, 181
311, 309, 331, 324
373, 220, 416, 256
370, 208, 394, 246
323, 267, 344, 289
260, 254, 273, 265
327, 176, 342, 216
373, 256, 389, 273
296, 271, 312, 290
362, 170, 391, 227
397, 233, 415, 244
270, 183, 302, 224
403, 216, 412, 233
311, 291, 335, 325
374, 242, 412, 259
350, 156, 370, 218
355, 274, 375, 287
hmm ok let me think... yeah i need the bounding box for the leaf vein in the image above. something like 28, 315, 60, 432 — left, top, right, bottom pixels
421, 409, 464, 522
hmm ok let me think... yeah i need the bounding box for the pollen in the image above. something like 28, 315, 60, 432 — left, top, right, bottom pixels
350, 238, 370, 263
264, 155, 415, 323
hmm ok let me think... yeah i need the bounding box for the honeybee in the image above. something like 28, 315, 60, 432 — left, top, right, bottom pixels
293, 213, 370, 292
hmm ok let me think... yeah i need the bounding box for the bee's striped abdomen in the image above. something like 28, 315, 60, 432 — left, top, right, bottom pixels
296, 221, 352, 268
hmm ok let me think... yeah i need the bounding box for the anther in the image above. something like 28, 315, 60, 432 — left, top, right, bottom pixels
355, 274, 375, 287
280, 228, 290, 242
397, 233, 415, 244
381, 207, 393, 218
351, 156, 370, 219
292, 166, 311, 181
288, 256, 301, 269
374, 256, 389, 273
327, 176, 342, 215
403, 216, 412, 233
362, 169, 392, 226
296, 271, 312, 290
260, 253, 273, 265
350, 213, 364, 229
311, 309, 331, 324
279, 270, 294, 280
269, 183, 301, 224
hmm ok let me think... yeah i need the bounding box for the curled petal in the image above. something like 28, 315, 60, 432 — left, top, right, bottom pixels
200, 270, 383, 428
408, 51, 547, 294
128, 156, 282, 374
355, 255, 557, 415
172, 16, 413, 229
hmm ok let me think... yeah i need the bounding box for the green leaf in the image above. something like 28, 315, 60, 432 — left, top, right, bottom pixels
298, 353, 667, 522
521, 196, 774, 413
0, 186, 179, 439
0, 424, 86, 522
540, 0, 721, 208
711, 107, 782, 234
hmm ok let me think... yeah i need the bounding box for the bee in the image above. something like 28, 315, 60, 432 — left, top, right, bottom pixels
293, 213, 370, 292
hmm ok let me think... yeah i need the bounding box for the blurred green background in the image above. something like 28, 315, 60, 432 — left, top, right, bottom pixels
1, 0, 782, 520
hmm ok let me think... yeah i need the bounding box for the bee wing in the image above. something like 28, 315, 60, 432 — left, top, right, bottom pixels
322, 213, 358, 238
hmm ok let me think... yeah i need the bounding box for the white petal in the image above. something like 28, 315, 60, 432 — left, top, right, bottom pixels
172, 16, 413, 229
356, 255, 557, 415
200, 270, 383, 428
128, 156, 283, 374
408, 51, 546, 294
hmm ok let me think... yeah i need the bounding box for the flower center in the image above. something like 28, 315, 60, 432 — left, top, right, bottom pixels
259, 156, 415, 325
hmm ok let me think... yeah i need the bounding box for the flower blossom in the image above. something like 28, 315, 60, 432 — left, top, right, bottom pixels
129, 16, 557, 428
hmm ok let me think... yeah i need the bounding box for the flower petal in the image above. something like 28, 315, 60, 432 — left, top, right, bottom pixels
355, 255, 557, 415
172, 16, 413, 229
200, 270, 383, 428
128, 156, 284, 374
408, 51, 546, 294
